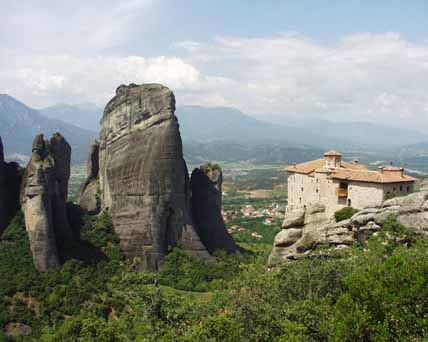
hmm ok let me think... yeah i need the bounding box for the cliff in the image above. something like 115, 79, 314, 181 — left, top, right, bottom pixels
190, 163, 237, 253
95, 83, 210, 270
20, 134, 74, 271
0, 136, 22, 235
269, 189, 428, 266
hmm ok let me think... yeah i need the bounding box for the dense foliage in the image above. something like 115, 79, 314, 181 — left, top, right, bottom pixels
1, 210, 428, 341
334, 207, 359, 222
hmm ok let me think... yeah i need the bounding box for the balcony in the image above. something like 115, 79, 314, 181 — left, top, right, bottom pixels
336, 188, 348, 198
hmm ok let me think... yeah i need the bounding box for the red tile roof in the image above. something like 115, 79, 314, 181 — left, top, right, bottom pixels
287, 152, 416, 184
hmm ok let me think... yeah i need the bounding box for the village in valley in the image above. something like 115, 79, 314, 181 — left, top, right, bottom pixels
68, 150, 420, 248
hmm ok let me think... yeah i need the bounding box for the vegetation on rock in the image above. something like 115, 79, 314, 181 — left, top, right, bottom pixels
1, 210, 428, 341
334, 207, 359, 222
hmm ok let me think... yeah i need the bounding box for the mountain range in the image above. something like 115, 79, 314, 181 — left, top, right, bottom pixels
0, 95, 96, 163
3, 95, 428, 167
40, 103, 102, 132
37, 103, 428, 149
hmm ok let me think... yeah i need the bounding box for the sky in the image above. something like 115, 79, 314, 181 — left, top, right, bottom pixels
1, 0, 428, 129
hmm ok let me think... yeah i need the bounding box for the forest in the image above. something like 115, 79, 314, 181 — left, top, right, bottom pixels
1, 207, 428, 341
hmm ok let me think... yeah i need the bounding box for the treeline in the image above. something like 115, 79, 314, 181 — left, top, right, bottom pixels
1, 213, 428, 341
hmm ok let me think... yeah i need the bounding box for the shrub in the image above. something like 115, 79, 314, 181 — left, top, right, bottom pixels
334, 207, 358, 222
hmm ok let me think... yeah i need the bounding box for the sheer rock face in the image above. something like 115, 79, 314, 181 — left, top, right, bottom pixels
20, 133, 73, 271
269, 189, 428, 267
0, 136, 22, 235
98, 84, 209, 270
79, 140, 100, 214
190, 164, 237, 253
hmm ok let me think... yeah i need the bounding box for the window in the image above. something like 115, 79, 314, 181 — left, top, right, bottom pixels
407, 186, 410, 192
316, 189, 319, 193
299, 197, 302, 204
339, 182, 348, 189
301, 187, 304, 192
393, 187, 396, 192
400, 185, 403, 191
348, 198, 352, 207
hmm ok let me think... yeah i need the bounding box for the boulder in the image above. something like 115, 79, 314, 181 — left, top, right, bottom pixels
98, 83, 209, 270
282, 208, 305, 228
0, 136, 22, 235
190, 164, 237, 253
5, 323, 32, 337
20, 134, 74, 271
269, 189, 428, 266
273, 228, 302, 247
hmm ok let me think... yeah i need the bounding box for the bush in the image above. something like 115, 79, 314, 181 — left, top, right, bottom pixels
334, 207, 359, 222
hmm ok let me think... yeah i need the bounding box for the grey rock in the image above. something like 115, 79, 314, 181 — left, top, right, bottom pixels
0, 136, 22, 235
98, 84, 210, 270
20, 134, 74, 271
351, 213, 376, 226
79, 140, 100, 214
282, 208, 305, 228
269, 189, 428, 267
86, 139, 100, 179
190, 164, 237, 253
273, 228, 302, 247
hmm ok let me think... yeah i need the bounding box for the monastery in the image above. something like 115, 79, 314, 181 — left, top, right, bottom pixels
287, 150, 416, 217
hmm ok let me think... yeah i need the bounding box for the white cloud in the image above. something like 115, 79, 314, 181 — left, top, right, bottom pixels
0, 55, 203, 107
1, 31, 428, 130
174, 32, 428, 129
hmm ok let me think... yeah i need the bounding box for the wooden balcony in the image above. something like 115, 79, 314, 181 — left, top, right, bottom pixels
336, 188, 348, 198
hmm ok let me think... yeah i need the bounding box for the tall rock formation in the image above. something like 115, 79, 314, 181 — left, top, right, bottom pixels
0, 136, 22, 235
190, 164, 237, 253
269, 189, 428, 267
98, 83, 209, 270
20, 133, 74, 271
79, 140, 100, 214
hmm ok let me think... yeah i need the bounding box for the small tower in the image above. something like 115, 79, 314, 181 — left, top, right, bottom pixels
324, 150, 342, 169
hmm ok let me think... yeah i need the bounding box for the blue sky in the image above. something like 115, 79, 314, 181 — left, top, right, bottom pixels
1, 0, 428, 129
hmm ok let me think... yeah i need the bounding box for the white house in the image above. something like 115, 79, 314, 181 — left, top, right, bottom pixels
287, 150, 416, 217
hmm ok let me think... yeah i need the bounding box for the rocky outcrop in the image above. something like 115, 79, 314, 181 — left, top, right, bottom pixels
269, 189, 428, 266
0, 136, 22, 235
190, 163, 237, 253
98, 83, 209, 270
20, 133, 74, 271
79, 140, 100, 214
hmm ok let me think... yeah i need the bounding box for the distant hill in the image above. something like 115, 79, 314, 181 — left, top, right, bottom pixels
176, 106, 348, 148
291, 119, 428, 149
40, 103, 103, 132
177, 106, 428, 150
0, 95, 97, 163
183, 140, 324, 165
36, 104, 428, 151
22, 102, 428, 168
